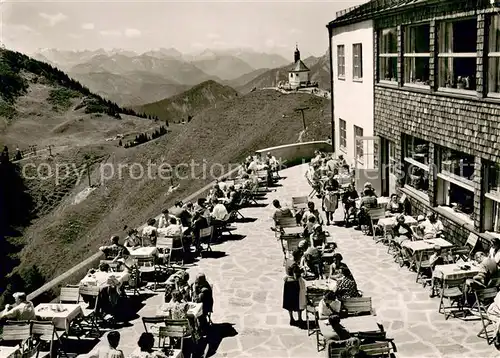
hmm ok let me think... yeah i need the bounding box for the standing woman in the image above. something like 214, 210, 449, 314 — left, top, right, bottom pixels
323, 173, 340, 226
193, 273, 214, 334
283, 249, 307, 326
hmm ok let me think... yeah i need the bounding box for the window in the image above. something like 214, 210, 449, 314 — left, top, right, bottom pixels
373, 141, 379, 168
378, 27, 398, 82
485, 162, 500, 232
339, 119, 347, 149
436, 147, 475, 219
404, 24, 430, 86
337, 45, 345, 78
488, 15, 500, 95
353, 43, 363, 80
354, 125, 363, 160
437, 18, 477, 91
402, 134, 429, 195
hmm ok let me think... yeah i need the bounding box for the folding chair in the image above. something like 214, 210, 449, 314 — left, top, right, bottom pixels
305, 291, 324, 337
453, 233, 479, 261
366, 208, 386, 242
199, 226, 214, 252
78, 284, 101, 337
158, 319, 192, 351
470, 287, 499, 344
341, 297, 373, 316
59, 285, 80, 304
136, 257, 162, 290
31, 320, 69, 358
1, 320, 33, 353
360, 341, 396, 356
142, 316, 168, 347
438, 276, 466, 319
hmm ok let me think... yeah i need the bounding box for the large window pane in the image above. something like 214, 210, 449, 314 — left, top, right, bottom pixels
441, 148, 475, 180
380, 28, 398, 54
438, 19, 477, 53
404, 135, 429, 165
339, 119, 347, 148
353, 43, 363, 79
406, 166, 429, 192
438, 57, 476, 90
488, 15, 500, 93
404, 24, 430, 53
380, 57, 398, 81
448, 183, 474, 214
404, 57, 430, 84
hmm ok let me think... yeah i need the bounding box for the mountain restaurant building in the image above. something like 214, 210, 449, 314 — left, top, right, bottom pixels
328, 0, 500, 247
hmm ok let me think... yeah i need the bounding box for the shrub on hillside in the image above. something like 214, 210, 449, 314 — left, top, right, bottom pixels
48, 88, 80, 110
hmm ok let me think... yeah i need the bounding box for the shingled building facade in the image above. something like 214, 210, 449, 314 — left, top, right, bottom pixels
329, 0, 500, 247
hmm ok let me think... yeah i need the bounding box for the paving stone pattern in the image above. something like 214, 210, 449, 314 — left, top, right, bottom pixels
97, 164, 499, 358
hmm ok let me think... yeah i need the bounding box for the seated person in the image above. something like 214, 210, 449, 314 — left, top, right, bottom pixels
428, 245, 445, 297
159, 290, 189, 320
302, 201, 323, 227
340, 337, 368, 358
385, 194, 404, 217
304, 215, 318, 239
324, 314, 351, 347
191, 212, 209, 253
0, 292, 35, 321
329, 253, 348, 278
342, 185, 359, 226
142, 219, 158, 246
131, 332, 167, 358
226, 185, 241, 211
164, 270, 191, 303
489, 238, 500, 266
87, 330, 124, 358
466, 251, 498, 290
335, 267, 361, 300
318, 291, 342, 319
271, 199, 293, 226
123, 229, 141, 248
311, 224, 327, 248
362, 182, 377, 198
170, 201, 192, 228
211, 198, 229, 221
157, 217, 183, 237
100, 235, 130, 260
158, 208, 178, 228
412, 215, 426, 240
420, 212, 444, 239
392, 214, 413, 245
300, 240, 324, 279
488, 291, 500, 343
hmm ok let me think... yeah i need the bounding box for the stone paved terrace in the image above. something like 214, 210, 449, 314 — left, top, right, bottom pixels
87, 164, 499, 358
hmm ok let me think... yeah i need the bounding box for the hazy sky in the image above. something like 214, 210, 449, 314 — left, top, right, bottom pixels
1, 0, 365, 57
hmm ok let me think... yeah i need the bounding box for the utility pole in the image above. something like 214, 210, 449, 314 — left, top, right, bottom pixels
47, 144, 53, 157
294, 107, 309, 131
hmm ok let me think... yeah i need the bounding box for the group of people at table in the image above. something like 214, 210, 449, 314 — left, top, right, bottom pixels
274, 150, 500, 355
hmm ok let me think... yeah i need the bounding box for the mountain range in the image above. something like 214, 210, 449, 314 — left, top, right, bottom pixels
31, 48, 329, 106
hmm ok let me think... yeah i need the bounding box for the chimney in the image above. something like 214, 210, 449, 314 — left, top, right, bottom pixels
294, 44, 300, 63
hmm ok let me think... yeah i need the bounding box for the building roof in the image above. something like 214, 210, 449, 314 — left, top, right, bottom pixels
328, 0, 428, 27
289, 60, 310, 73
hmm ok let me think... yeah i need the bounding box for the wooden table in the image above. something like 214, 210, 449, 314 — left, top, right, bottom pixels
433, 262, 480, 280
402, 238, 453, 281
35, 303, 83, 332
341, 315, 381, 333
305, 279, 337, 292
129, 246, 159, 259
0, 345, 20, 358
79, 271, 130, 289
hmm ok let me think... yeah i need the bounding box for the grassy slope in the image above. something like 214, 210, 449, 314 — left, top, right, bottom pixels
18, 90, 330, 279
136, 80, 238, 122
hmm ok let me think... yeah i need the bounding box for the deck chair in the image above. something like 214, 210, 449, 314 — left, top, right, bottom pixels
59, 285, 80, 304
471, 287, 499, 344
158, 319, 191, 351
276, 216, 300, 240
341, 297, 373, 316
438, 277, 466, 319
199, 226, 214, 252
256, 170, 269, 189
453, 233, 479, 261
292, 196, 309, 211
31, 320, 69, 358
